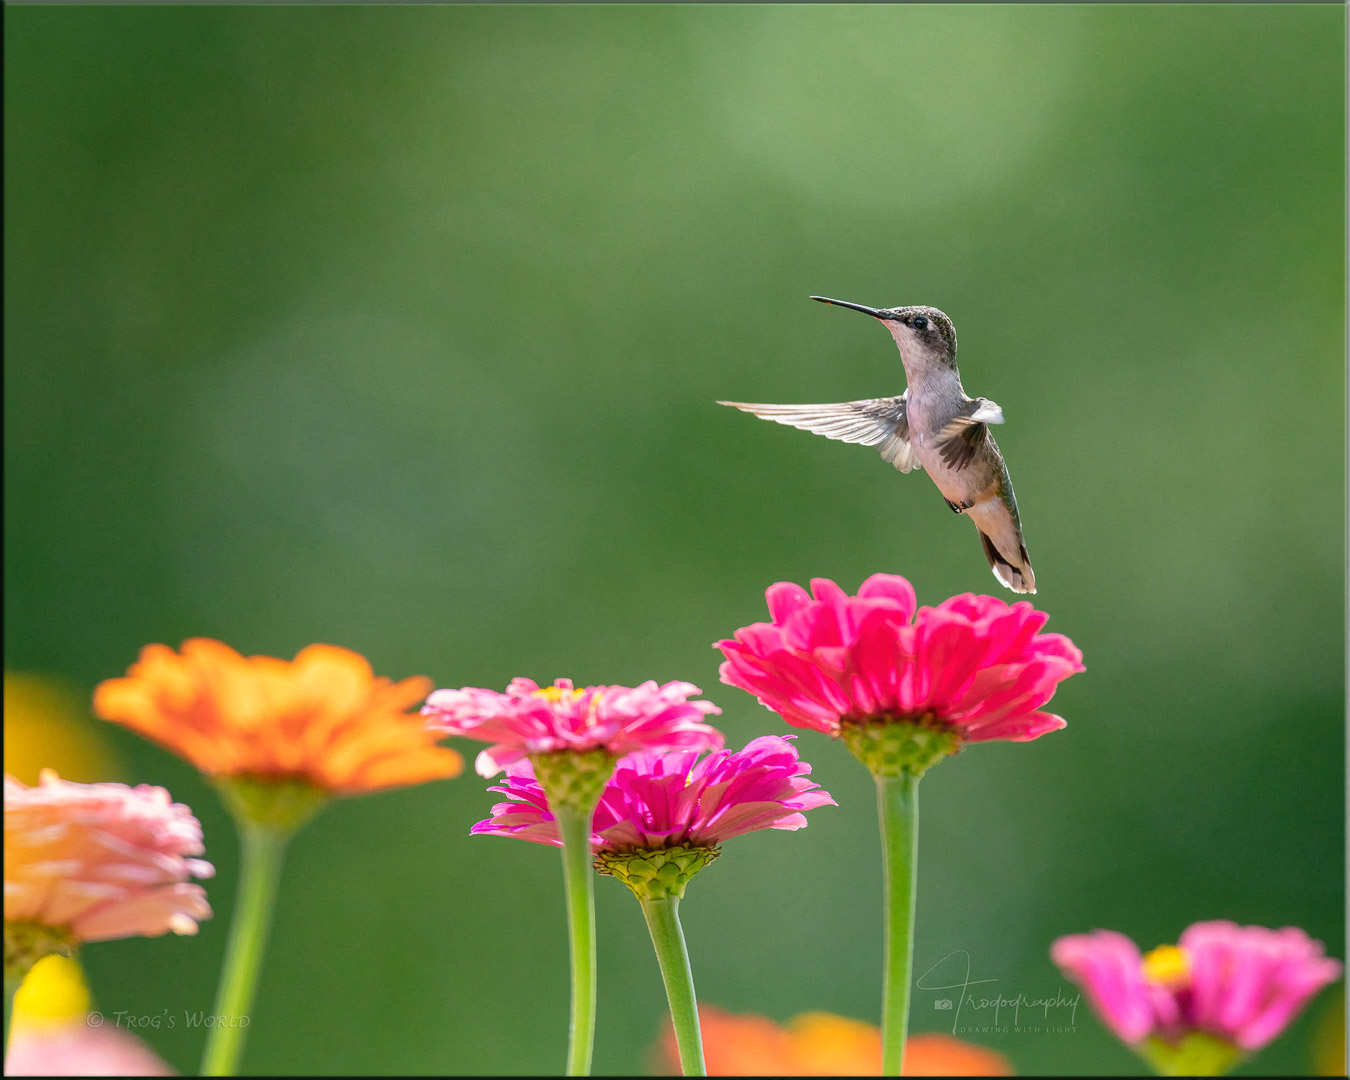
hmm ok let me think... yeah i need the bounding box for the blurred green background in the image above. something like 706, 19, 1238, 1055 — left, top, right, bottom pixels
4, 4, 1344, 1076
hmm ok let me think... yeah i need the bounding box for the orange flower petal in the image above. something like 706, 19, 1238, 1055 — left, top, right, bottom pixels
658, 1005, 1014, 1076
94, 639, 462, 798
904, 1033, 1014, 1076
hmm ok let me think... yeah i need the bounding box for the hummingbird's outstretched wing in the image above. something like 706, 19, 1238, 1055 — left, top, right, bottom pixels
718, 395, 919, 473
933, 397, 1005, 471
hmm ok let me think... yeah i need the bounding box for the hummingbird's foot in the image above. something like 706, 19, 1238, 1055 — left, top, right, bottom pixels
944, 496, 975, 514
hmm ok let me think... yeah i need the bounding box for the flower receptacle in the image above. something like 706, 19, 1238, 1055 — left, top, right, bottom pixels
215, 775, 329, 832
1138, 1031, 1246, 1077
530, 749, 616, 815
839, 717, 958, 779
4, 921, 77, 985
595, 846, 720, 901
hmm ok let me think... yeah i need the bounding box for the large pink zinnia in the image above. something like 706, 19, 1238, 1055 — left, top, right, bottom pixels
1052, 922, 1342, 1064
422, 677, 724, 778
715, 574, 1083, 745
4, 771, 214, 947
5, 1021, 176, 1077
472, 735, 834, 852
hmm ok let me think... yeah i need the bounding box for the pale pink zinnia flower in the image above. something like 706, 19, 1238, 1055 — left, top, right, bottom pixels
716, 574, 1083, 746
4, 771, 214, 946
472, 735, 834, 853
1052, 922, 1342, 1067
5, 954, 176, 1075
4, 1023, 177, 1077
422, 677, 724, 778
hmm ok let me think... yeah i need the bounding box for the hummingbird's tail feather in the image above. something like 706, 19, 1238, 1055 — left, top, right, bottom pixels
976, 528, 1036, 594
966, 478, 1035, 595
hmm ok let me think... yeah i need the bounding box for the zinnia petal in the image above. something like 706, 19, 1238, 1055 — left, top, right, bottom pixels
471, 736, 833, 852
716, 574, 1081, 749
1052, 921, 1342, 1057
5, 772, 214, 944
94, 639, 462, 798
655, 1004, 1014, 1076
424, 677, 723, 777
1178, 920, 1344, 1052
1051, 930, 1156, 1044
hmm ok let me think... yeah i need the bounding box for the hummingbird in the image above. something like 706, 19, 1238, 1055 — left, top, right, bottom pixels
720, 296, 1036, 594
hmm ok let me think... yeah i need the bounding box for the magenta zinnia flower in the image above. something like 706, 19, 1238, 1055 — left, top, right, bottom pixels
475, 734, 831, 858
4, 771, 214, 963
422, 677, 724, 778
716, 574, 1083, 770
477, 736, 833, 1075
473, 735, 835, 855
431, 678, 727, 1074
1052, 922, 1343, 1073
717, 573, 1082, 1074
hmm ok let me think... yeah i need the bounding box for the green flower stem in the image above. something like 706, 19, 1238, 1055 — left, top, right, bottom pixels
876, 771, 920, 1077
200, 821, 293, 1077
638, 895, 704, 1077
554, 803, 598, 1077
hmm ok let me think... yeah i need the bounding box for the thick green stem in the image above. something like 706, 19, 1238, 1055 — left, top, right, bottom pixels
876, 771, 919, 1076
555, 804, 598, 1077
638, 895, 704, 1076
200, 822, 292, 1076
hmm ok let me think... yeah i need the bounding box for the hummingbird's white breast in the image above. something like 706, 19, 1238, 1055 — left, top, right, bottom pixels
903, 380, 981, 503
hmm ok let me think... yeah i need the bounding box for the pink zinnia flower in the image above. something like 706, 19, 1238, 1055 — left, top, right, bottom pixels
5, 955, 175, 1075
422, 677, 724, 778
5, 1022, 177, 1077
4, 771, 214, 946
716, 574, 1083, 746
472, 735, 834, 853
1052, 922, 1342, 1064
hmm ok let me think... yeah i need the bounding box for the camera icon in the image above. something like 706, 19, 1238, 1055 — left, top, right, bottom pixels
933, 998, 953, 1010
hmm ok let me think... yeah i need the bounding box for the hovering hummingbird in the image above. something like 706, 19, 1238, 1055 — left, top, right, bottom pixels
720, 296, 1036, 593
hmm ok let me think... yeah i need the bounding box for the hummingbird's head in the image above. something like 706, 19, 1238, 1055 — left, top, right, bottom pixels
811, 297, 958, 370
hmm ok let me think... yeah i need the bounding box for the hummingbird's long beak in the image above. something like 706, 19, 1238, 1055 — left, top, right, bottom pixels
809, 295, 890, 319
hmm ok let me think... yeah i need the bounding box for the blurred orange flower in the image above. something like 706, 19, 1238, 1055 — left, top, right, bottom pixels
93, 639, 463, 797
656, 1005, 1013, 1076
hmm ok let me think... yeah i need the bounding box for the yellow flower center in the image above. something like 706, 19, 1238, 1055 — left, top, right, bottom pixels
1142, 944, 1192, 988
535, 685, 585, 705
13, 955, 91, 1027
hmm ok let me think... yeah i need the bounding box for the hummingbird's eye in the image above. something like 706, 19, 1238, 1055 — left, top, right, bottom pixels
912, 315, 929, 331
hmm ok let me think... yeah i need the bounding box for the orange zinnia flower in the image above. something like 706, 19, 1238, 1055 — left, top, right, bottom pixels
656, 1005, 1014, 1076
93, 639, 463, 798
